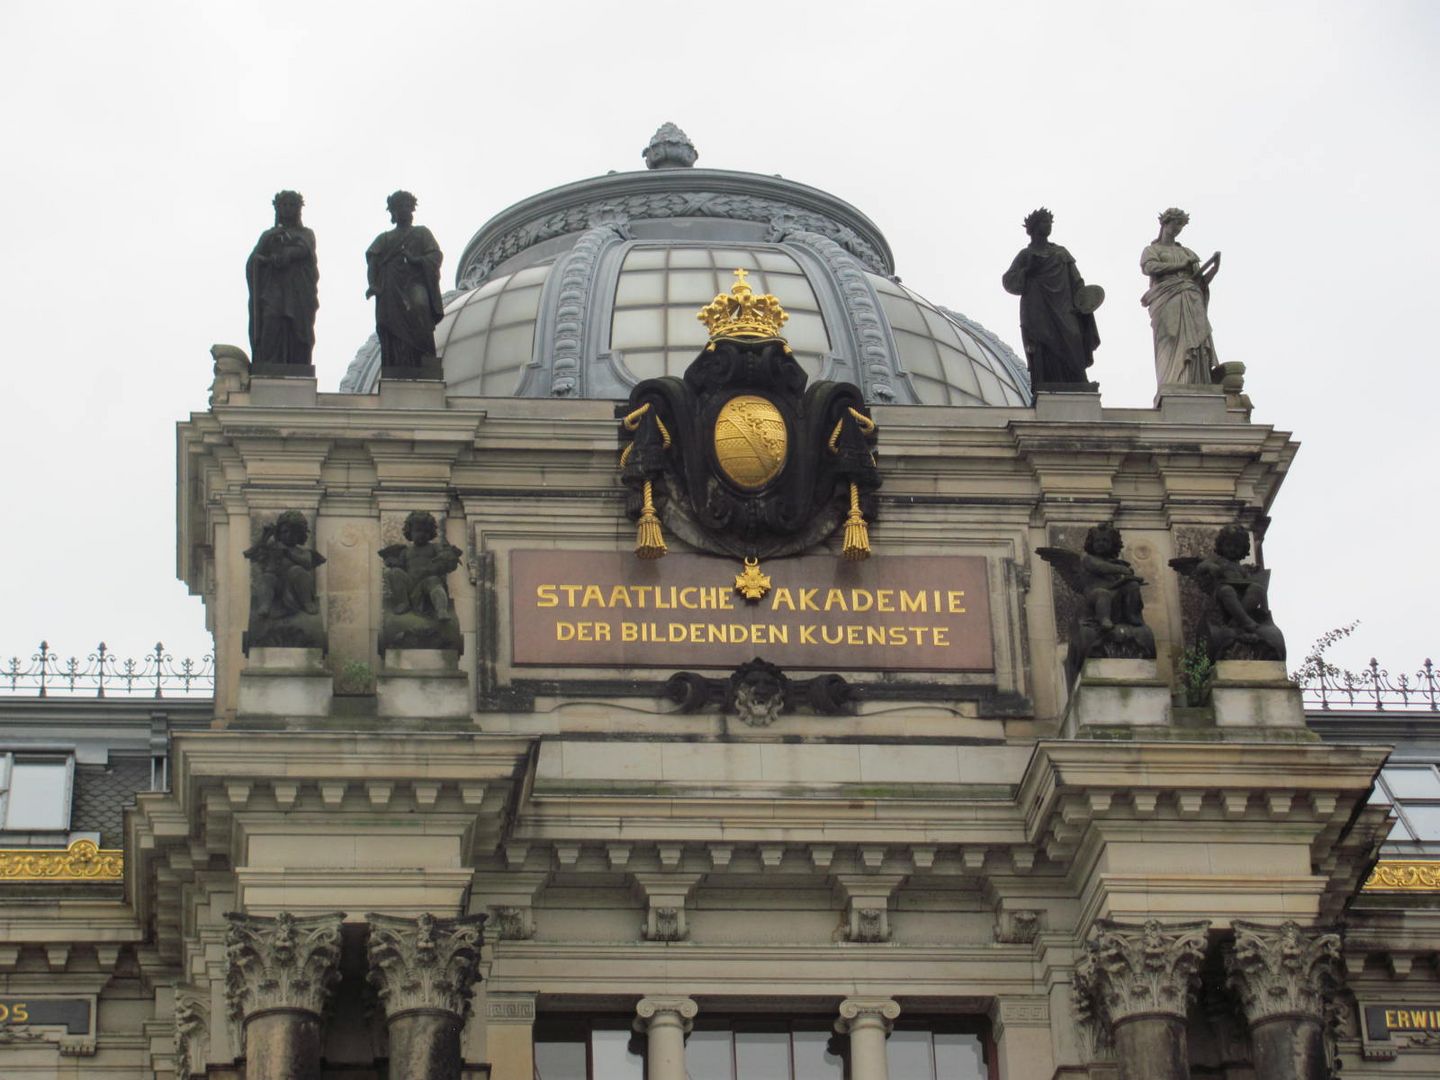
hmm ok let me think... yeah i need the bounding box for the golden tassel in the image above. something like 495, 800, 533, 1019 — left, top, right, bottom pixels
635, 479, 667, 559
841, 481, 870, 561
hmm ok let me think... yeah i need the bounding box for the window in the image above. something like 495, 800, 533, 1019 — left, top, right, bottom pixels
0, 753, 74, 831
1377, 764, 1440, 849
533, 1016, 993, 1079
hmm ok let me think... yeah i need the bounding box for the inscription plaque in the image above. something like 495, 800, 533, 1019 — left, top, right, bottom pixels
510, 551, 993, 672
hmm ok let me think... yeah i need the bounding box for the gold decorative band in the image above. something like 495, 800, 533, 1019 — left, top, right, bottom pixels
1364, 860, 1440, 892
0, 839, 123, 881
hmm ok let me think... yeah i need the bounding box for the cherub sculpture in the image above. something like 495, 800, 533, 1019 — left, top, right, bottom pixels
1038, 522, 1156, 680
377, 511, 464, 652
1170, 524, 1286, 661
243, 510, 326, 650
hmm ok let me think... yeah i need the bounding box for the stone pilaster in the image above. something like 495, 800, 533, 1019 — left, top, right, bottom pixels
1226, 920, 1342, 1080
836, 997, 900, 1080
367, 912, 486, 1080
634, 996, 697, 1080
224, 911, 345, 1080
1072, 919, 1210, 1080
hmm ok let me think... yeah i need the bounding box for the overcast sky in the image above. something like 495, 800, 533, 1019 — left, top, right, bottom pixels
1, 0, 1435, 683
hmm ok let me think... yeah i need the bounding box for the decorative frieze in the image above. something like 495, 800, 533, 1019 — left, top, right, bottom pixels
224, 911, 344, 1020
1073, 919, 1210, 1030
1365, 860, 1440, 891
1226, 920, 1341, 1026
366, 913, 486, 1019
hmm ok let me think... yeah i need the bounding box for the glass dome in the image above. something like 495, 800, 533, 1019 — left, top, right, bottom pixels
341, 129, 1029, 406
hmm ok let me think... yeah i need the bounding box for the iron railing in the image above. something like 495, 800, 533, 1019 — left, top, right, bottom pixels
1, 642, 215, 698
1299, 658, 1439, 712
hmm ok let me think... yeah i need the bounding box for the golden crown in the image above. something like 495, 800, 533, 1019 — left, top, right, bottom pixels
697, 268, 789, 343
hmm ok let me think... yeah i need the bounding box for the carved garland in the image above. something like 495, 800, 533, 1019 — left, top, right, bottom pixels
773, 225, 897, 402
459, 192, 887, 288
0, 839, 123, 881
1364, 860, 1440, 891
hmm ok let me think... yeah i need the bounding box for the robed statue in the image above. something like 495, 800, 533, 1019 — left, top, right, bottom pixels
1170, 524, 1286, 662
1141, 207, 1220, 385
247, 191, 318, 373
366, 190, 445, 376
1002, 208, 1103, 387
1038, 521, 1156, 681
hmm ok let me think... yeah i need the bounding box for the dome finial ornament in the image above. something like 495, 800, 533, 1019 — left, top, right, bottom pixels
698, 268, 790, 346
643, 122, 699, 170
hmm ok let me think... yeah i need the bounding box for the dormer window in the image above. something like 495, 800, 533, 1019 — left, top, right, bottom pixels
0, 753, 74, 832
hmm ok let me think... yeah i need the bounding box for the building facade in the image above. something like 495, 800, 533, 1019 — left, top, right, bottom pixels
1, 129, 1437, 1079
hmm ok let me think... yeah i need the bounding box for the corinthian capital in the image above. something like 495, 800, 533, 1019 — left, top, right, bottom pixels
1226, 920, 1342, 1026
224, 911, 345, 1020
1073, 919, 1210, 1031
366, 912, 486, 1019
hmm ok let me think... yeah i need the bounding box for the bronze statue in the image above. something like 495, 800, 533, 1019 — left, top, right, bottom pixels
365, 191, 444, 376
243, 511, 326, 650
246, 191, 319, 373
1038, 522, 1156, 680
1001, 208, 1103, 388
1141, 208, 1220, 385
378, 511, 463, 652
1170, 524, 1286, 661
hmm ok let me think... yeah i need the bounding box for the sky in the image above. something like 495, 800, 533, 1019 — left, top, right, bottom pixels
0, 0, 1435, 683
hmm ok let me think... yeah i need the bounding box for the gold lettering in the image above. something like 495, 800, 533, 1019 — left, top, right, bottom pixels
800, 625, 817, 644
875, 589, 894, 613
699, 588, 717, 610
0, 1003, 8, 1022
679, 587, 699, 609
768, 625, 789, 644
948, 590, 966, 614
717, 588, 735, 611
821, 626, 843, 645
889, 627, 906, 645
866, 626, 886, 645
556, 622, 576, 641
707, 625, 726, 644
933, 626, 950, 647
577, 622, 595, 641
9, 1002, 23, 1022
608, 585, 633, 608
845, 625, 862, 645
621, 622, 638, 642
799, 588, 820, 612
730, 625, 748, 644
668, 623, 686, 642
560, 585, 581, 606
536, 584, 559, 608
1385, 1010, 1397, 1028
770, 588, 794, 611
850, 589, 873, 612
823, 588, 847, 612
901, 590, 925, 613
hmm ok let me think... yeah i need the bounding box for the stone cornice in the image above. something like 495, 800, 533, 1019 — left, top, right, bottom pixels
224, 911, 344, 1020
366, 912, 485, 1019
1073, 919, 1210, 1030
1225, 920, 1341, 1027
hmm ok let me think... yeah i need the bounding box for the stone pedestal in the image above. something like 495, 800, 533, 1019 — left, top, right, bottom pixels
634, 997, 697, 1080
367, 913, 486, 1080
1034, 388, 1102, 422
1073, 919, 1209, 1080
1226, 921, 1341, 1080
249, 375, 318, 407
1064, 659, 1171, 735
225, 912, 344, 1080
1154, 382, 1228, 422
1211, 660, 1304, 728
379, 377, 448, 409
377, 649, 470, 720
237, 647, 332, 719
836, 998, 900, 1080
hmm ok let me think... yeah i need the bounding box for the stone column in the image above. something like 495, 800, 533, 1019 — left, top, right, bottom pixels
225, 911, 345, 1080
366, 912, 486, 1080
836, 997, 900, 1080
1072, 919, 1210, 1080
1226, 920, 1341, 1080
633, 996, 697, 1080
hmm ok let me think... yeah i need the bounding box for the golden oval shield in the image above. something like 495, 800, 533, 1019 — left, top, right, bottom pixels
713, 395, 788, 489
